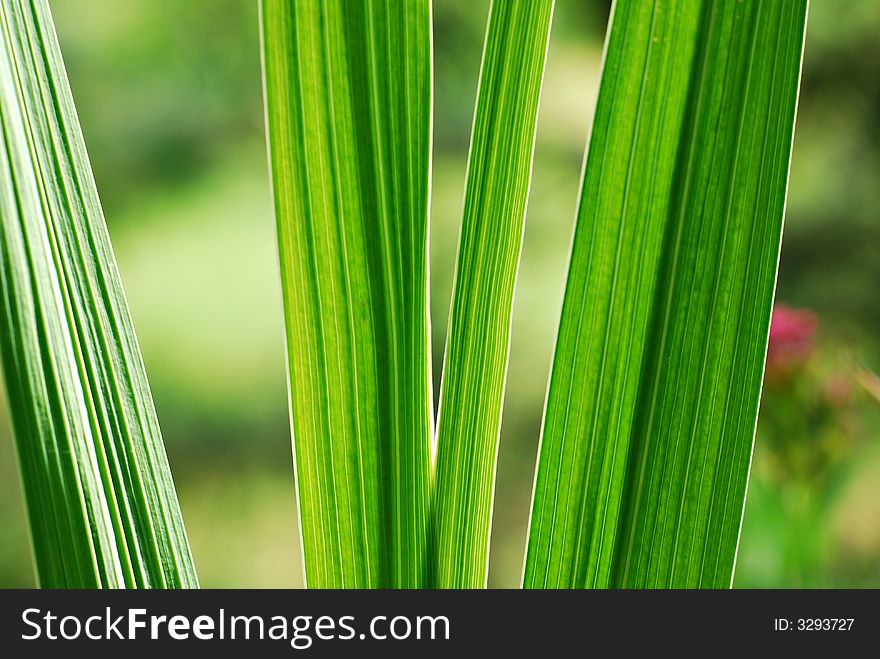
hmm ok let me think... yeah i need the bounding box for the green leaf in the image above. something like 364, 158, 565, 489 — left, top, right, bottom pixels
432, 0, 555, 588
524, 0, 808, 588
261, 0, 433, 587
0, 0, 197, 588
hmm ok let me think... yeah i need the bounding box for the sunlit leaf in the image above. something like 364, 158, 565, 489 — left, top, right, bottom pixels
432, 0, 555, 588
261, 0, 433, 587
524, 0, 809, 588
0, 0, 197, 588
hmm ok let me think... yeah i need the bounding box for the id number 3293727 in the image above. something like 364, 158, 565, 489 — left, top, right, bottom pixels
773, 618, 854, 631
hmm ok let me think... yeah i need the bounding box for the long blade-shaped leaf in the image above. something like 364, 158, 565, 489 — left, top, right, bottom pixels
261, 0, 433, 587
524, 0, 808, 588
0, 0, 197, 587
432, 0, 554, 588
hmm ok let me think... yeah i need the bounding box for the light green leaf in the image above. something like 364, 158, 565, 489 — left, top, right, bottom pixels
261, 0, 433, 588
432, 0, 555, 588
524, 0, 809, 588
0, 0, 197, 588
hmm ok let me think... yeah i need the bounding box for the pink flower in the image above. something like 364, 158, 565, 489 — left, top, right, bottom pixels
766, 304, 816, 377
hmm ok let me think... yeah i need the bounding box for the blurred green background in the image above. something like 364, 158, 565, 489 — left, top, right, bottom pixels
0, 0, 877, 588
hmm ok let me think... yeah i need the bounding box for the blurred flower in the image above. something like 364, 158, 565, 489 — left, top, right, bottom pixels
766, 304, 817, 380
823, 374, 853, 407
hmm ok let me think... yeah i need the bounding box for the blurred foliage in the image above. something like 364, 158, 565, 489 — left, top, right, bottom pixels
734, 0, 880, 588
51, 0, 265, 212
0, 0, 876, 588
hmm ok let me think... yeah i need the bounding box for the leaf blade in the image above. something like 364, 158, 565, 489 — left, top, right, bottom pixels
0, 0, 197, 588
432, 0, 555, 588
260, 0, 433, 588
524, 0, 809, 589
